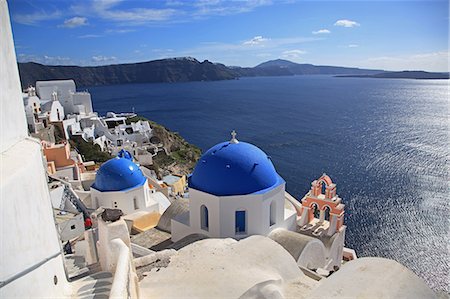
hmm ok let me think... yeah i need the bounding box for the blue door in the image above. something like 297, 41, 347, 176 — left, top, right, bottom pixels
235, 210, 246, 234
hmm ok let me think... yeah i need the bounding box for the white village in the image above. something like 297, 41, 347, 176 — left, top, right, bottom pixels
0, 1, 441, 298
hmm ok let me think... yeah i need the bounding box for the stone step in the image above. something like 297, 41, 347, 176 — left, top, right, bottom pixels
72, 271, 113, 299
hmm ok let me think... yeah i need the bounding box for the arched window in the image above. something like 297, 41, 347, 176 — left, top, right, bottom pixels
201, 205, 209, 231
312, 203, 320, 219
235, 210, 246, 234
321, 181, 326, 195
324, 206, 331, 221
133, 197, 138, 210
270, 201, 276, 226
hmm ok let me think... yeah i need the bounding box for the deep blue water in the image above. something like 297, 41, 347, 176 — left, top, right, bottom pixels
88, 75, 449, 292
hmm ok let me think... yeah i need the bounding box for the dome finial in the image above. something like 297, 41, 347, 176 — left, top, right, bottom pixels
230, 130, 239, 144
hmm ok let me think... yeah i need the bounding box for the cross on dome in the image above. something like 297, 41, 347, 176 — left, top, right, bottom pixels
230, 130, 239, 144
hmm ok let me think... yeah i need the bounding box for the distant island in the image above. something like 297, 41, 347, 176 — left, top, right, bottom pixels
17, 58, 448, 88
336, 71, 449, 80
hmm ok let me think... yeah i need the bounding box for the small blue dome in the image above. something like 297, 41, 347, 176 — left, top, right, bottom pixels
117, 149, 133, 160
92, 156, 146, 192
189, 141, 284, 196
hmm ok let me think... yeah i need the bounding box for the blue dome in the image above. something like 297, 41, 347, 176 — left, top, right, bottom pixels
189, 141, 284, 196
92, 156, 146, 192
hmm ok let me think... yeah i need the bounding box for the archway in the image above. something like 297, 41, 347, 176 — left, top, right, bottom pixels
324, 206, 331, 221
270, 201, 276, 226
200, 205, 209, 231
321, 181, 327, 195
311, 203, 320, 219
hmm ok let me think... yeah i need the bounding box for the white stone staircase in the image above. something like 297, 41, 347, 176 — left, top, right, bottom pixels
64, 255, 113, 299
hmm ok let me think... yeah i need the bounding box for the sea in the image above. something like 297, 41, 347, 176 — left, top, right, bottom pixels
88, 75, 449, 292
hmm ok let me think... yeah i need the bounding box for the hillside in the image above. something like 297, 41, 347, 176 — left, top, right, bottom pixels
18, 57, 237, 88
252, 59, 384, 75
336, 70, 449, 79
126, 116, 201, 178
19, 57, 437, 88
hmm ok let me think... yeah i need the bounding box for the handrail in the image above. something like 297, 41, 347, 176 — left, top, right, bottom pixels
109, 239, 131, 299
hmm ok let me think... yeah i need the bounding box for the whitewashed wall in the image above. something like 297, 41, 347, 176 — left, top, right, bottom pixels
172, 183, 296, 242
1, 2, 72, 296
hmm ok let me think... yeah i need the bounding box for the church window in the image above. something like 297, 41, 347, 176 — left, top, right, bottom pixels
324, 206, 331, 221
312, 203, 320, 218
201, 205, 209, 231
321, 182, 326, 195
133, 197, 138, 210
270, 201, 276, 226
235, 210, 246, 234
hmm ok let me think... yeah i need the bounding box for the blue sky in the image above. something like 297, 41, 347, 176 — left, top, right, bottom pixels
9, 0, 449, 71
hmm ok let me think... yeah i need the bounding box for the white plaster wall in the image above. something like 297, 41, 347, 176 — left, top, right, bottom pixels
297, 239, 327, 270
49, 185, 65, 208
218, 184, 286, 239
188, 189, 221, 237
72, 93, 93, 114
1, 139, 70, 297
175, 184, 291, 241
23, 96, 41, 133
49, 101, 65, 122
0, 0, 28, 153
150, 191, 171, 214
91, 181, 159, 215
97, 218, 131, 273
36, 80, 75, 114
308, 257, 436, 298
58, 213, 84, 242
171, 217, 193, 242
0, 2, 71, 296
62, 118, 77, 139
326, 227, 346, 270
23, 95, 40, 118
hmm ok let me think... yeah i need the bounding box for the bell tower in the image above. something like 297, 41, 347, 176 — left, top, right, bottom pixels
298, 174, 345, 236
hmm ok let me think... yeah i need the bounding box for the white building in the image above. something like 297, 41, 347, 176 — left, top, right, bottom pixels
172, 132, 297, 242
71, 91, 93, 115
90, 151, 170, 215
40, 93, 65, 122
36, 80, 93, 116
22, 87, 43, 133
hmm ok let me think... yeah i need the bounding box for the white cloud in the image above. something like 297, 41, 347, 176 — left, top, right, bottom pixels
59, 17, 88, 28
99, 8, 177, 23
91, 55, 117, 62
78, 34, 102, 39
312, 29, 330, 35
105, 29, 136, 34
13, 10, 62, 25
70, 0, 177, 25
334, 19, 360, 28
193, 0, 272, 17
348, 44, 359, 48
243, 36, 269, 46
17, 53, 74, 65
177, 35, 319, 66
281, 49, 306, 59
362, 51, 449, 72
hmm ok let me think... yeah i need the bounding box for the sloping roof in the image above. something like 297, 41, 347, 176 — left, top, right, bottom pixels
156, 199, 189, 233
308, 257, 436, 298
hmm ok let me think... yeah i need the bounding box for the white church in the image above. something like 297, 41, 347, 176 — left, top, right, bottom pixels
90, 150, 170, 215
172, 132, 297, 241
